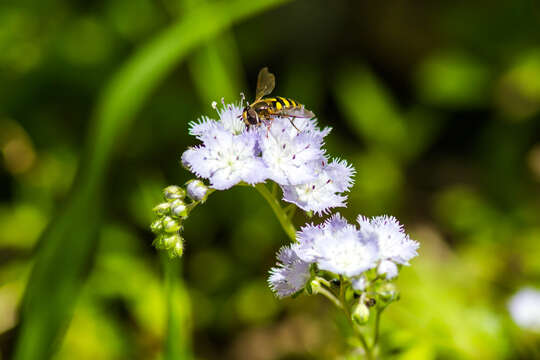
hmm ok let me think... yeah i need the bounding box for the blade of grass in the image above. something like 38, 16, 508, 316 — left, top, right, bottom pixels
188, 34, 245, 105
14, 1, 291, 359
162, 256, 192, 360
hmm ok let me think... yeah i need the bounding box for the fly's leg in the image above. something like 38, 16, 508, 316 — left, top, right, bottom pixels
264, 118, 272, 137
288, 118, 300, 132
276, 114, 303, 132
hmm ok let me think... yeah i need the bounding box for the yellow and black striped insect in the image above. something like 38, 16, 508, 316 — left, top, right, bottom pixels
242, 67, 314, 129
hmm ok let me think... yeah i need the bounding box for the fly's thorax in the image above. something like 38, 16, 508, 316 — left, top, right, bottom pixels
253, 101, 270, 112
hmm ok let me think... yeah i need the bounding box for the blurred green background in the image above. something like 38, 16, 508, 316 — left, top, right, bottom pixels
1, 0, 540, 359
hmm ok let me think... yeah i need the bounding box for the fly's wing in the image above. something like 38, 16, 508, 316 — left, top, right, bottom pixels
275, 106, 315, 119
255, 67, 275, 100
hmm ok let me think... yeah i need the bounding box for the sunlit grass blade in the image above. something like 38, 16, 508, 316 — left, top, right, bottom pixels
13, 0, 291, 359
188, 33, 245, 106
13, 184, 102, 360
182, 0, 245, 109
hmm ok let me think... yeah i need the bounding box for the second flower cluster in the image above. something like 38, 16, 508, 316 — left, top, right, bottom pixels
269, 213, 420, 298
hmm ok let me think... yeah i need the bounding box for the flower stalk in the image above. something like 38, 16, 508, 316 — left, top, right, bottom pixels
373, 307, 383, 350
255, 183, 297, 242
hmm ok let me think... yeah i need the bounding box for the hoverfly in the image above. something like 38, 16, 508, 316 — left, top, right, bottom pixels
241, 67, 314, 129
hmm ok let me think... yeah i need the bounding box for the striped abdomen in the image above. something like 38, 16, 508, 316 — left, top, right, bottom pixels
263, 96, 301, 112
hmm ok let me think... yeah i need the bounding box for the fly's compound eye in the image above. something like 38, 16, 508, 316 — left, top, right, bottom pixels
248, 115, 258, 125
247, 109, 259, 125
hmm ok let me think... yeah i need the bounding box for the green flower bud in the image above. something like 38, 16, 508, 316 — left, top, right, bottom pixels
186, 179, 209, 202
352, 302, 370, 325
162, 216, 182, 233
163, 185, 186, 200
378, 283, 400, 305
170, 199, 189, 218
153, 202, 170, 216
152, 235, 164, 249
150, 219, 163, 234
162, 234, 180, 249
170, 240, 184, 258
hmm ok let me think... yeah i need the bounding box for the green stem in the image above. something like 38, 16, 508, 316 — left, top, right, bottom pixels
372, 307, 383, 350
255, 184, 297, 242
315, 276, 332, 288
354, 326, 372, 360
317, 286, 343, 309
339, 280, 372, 360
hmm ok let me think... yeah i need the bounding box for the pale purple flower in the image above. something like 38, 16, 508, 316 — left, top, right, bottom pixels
188, 115, 218, 139
257, 117, 328, 186
294, 214, 379, 277
281, 158, 355, 215
352, 275, 368, 291
215, 102, 246, 134
268, 246, 312, 298
377, 260, 399, 279
183, 102, 267, 190
271, 116, 331, 142
181, 126, 267, 190
189, 102, 245, 137
358, 215, 419, 267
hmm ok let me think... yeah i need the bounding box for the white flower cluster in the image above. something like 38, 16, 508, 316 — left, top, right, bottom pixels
269, 213, 419, 298
181, 102, 354, 215
508, 287, 540, 332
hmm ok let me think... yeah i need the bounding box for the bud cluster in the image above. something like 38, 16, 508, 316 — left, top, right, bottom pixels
150, 181, 211, 258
